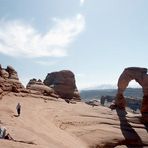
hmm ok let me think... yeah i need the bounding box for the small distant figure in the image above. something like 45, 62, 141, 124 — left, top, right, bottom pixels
0, 127, 6, 139
16, 103, 21, 116
100, 96, 105, 106
0, 127, 14, 140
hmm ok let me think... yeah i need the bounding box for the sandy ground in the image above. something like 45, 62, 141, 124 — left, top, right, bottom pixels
0, 92, 148, 148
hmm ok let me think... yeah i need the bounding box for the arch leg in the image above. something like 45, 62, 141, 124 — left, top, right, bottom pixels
115, 93, 126, 109
141, 95, 148, 123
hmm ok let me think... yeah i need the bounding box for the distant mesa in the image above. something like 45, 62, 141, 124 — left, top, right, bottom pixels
0, 64, 24, 95
44, 70, 80, 100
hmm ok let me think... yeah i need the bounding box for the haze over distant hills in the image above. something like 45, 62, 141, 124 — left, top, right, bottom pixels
80, 87, 143, 101
79, 81, 141, 90
80, 84, 117, 90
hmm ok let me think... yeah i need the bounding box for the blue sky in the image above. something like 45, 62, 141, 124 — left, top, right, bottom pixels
0, 0, 148, 90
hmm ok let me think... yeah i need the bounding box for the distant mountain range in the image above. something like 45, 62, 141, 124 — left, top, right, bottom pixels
80, 88, 143, 101
81, 84, 117, 90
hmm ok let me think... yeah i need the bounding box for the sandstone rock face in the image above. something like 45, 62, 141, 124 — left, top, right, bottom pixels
6, 65, 19, 80
27, 78, 54, 95
117, 67, 147, 95
115, 67, 148, 122
44, 70, 80, 100
0, 65, 24, 93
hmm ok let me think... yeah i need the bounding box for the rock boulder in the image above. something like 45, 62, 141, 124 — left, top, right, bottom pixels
44, 70, 80, 100
26, 78, 54, 96
0, 65, 24, 93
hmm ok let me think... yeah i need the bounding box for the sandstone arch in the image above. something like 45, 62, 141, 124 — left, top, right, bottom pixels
115, 67, 148, 122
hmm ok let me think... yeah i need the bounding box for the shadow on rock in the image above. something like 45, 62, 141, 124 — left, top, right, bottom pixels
116, 108, 147, 148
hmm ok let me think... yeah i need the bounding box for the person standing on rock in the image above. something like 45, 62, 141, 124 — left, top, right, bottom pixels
16, 103, 21, 116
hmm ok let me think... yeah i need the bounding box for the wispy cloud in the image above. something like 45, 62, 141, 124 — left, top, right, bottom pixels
0, 14, 85, 58
35, 60, 58, 66
80, 0, 85, 6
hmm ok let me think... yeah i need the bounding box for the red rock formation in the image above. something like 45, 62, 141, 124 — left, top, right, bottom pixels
115, 67, 148, 122
44, 70, 80, 100
0, 64, 24, 93
27, 78, 54, 96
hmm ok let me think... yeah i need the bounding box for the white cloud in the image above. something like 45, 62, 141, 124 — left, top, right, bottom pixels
0, 14, 85, 58
80, 0, 85, 6
35, 60, 58, 66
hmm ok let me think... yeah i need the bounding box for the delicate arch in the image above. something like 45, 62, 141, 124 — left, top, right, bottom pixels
117, 67, 147, 94
115, 67, 148, 116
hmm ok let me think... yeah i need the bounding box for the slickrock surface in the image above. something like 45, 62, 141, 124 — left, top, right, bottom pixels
0, 93, 147, 148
